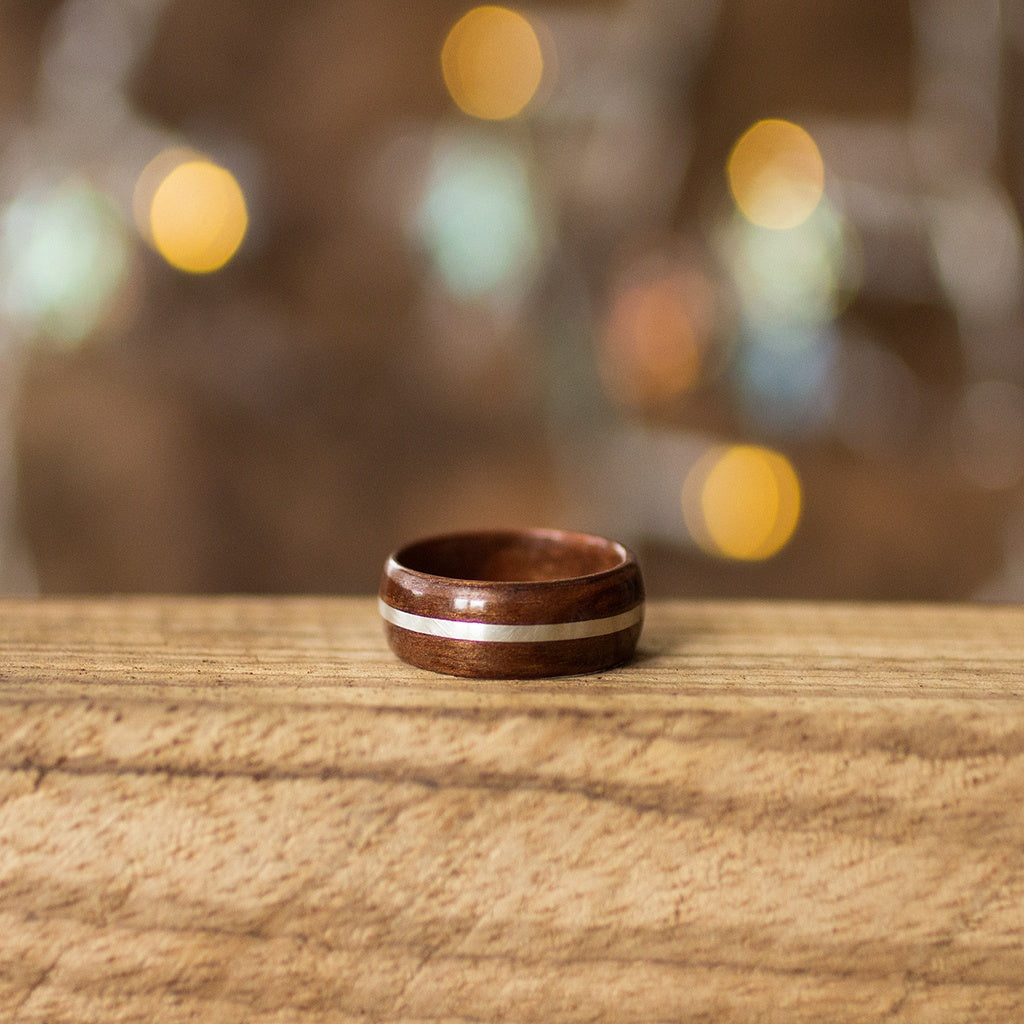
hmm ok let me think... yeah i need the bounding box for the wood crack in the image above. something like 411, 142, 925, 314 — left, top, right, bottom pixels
10, 944, 67, 1023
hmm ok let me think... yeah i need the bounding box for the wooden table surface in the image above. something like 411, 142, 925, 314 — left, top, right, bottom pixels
1, 596, 1023, 1022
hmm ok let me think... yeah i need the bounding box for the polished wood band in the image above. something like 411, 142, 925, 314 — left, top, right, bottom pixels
379, 528, 645, 677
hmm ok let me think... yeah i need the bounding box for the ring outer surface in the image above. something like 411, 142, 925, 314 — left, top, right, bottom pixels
379, 529, 645, 678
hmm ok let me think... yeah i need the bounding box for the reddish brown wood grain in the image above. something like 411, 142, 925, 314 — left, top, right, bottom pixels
380, 528, 644, 677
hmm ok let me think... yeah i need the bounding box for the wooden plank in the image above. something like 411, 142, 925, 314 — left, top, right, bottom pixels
0, 597, 1023, 1022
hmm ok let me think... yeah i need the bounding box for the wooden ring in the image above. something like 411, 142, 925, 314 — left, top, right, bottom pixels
379, 528, 645, 678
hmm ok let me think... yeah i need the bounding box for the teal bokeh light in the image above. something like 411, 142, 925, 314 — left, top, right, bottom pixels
2, 180, 129, 345
414, 136, 540, 301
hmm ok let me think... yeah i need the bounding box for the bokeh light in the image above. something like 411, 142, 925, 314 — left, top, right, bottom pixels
730, 198, 851, 331
142, 154, 248, 274
599, 257, 718, 409
727, 119, 825, 231
682, 444, 802, 560
414, 135, 540, 300
720, 197, 858, 437
132, 146, 200, 246
1, 180, 129, 345
442, 6, 545, 121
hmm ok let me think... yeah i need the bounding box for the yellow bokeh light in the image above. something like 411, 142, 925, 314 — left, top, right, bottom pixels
683, 444, 801, 560
132, 147, 199, 245
442, 6, 544, 120
727, 119, 825, 231
146, 157, 248, 273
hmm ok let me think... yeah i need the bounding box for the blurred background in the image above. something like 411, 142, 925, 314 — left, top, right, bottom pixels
1, 0, 1024, 599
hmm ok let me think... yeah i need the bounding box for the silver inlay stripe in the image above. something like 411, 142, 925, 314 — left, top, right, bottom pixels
378, 598, 643, 643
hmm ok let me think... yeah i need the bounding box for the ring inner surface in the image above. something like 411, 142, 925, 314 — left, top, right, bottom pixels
395, 532, 625, 583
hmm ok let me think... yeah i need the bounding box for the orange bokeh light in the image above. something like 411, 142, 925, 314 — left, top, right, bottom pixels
600, 261, 717, 409
140, 154, 248, 274
442, 6, 545, 120
727, 119, 825, 230
683, 444, 802, 560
